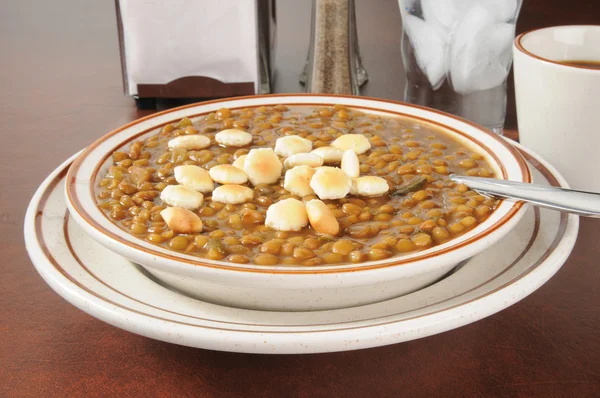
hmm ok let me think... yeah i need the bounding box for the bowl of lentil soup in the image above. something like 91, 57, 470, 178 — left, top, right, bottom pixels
65, 94, 530, 311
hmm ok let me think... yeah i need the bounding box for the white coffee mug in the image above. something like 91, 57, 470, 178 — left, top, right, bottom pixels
513, 25, 600, 191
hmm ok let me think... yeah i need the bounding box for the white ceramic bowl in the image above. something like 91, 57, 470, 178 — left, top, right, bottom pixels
65, 94, 530, 311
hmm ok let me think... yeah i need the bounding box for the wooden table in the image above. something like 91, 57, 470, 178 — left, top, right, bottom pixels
2, 0, 599, 396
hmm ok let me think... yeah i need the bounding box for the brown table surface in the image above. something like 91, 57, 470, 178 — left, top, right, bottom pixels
2, 0, 599, 397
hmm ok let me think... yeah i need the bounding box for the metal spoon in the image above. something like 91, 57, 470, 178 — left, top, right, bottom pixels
449, 175, 600, 218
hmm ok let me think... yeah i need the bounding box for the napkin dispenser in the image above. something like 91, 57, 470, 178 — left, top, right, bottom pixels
115, 0, 275, 105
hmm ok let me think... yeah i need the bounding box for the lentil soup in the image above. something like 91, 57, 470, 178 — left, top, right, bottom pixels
96, 105, 499, 266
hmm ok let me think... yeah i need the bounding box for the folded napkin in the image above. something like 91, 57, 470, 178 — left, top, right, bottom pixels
118, 0, 260, 95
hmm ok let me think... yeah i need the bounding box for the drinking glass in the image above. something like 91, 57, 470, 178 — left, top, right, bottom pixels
398, 0, 522, 134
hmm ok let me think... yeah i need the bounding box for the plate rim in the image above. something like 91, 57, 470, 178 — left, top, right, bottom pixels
24, 142, 579, 354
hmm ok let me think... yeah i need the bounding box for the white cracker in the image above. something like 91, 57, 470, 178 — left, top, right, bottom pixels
283, 165, 316, 197
314, 166, 341, 172
310, 167, 351, 200
168, 135, 211, 150
341, 149, 360, 178
311, 146, 344, 164
331, 134, 371, 154
283, 153, 324, 169
232, 154, 247, 170
211, 184, 254, 204
160, 207, 203, 234
160, 185, 204, 210
243, 148, 283, 186
174, 165, 214, 193
265, 198, 308, 231
350, 176, 390, 197
209, 164, 248, 185
306, 199, 339, 235
274, 136, 313, 157
215, 129, 253, 147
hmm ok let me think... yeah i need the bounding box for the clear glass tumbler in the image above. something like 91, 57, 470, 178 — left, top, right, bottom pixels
398, 0, 522, 134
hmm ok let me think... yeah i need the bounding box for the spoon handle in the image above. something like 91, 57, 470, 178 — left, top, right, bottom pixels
449, 175, 600, 218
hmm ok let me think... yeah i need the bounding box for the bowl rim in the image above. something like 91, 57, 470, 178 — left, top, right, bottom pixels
65, 93, 530, 275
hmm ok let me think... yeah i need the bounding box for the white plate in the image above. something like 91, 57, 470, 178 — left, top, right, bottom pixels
25, 142, 578, 354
